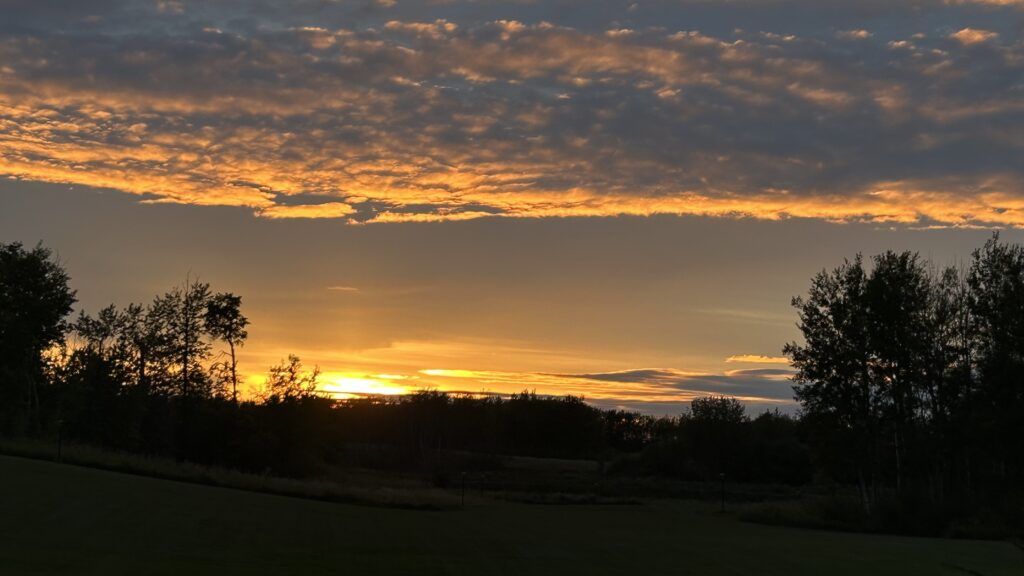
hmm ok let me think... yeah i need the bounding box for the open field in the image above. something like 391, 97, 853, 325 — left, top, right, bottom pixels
0, 437, 799, 507
0, 455, 1020, 575
0, 437, 461, 510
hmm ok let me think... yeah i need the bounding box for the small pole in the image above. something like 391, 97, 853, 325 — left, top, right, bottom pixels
56, 420, 63, 463
461, 472, 466, 508
719, 472, 726, 513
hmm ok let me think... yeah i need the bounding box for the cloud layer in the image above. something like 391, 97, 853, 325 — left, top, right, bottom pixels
419, 365, 797, 409
2, 1, 1023, 225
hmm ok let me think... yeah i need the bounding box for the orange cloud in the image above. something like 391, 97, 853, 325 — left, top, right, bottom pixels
1, 21, 1023, 228
726, 355, 791, 364
258, 202, 355, 219
950, 28, 1000, 44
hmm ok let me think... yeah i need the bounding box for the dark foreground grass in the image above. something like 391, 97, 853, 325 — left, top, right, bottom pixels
0, 437, 459, 510
0, 455, 1020, 576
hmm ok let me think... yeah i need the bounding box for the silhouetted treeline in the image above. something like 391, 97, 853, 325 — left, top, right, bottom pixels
614, 399, 811, 485
4, 236, 1023, 534
787, 234, 1024, 529
0, 241, 807, 480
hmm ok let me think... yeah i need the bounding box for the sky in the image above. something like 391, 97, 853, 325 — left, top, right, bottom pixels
2, 0, 1023, 414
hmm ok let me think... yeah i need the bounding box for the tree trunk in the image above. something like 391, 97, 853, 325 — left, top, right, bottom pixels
858, 467, 873, 516
229, 340, 238, 405
894, 429, 903, 494
182, 308, 190, 397
138, 348, 148, 392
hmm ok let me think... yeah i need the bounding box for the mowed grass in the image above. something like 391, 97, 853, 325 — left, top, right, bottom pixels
0, 455, 1020, 576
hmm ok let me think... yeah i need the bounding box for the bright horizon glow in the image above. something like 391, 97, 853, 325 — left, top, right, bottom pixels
235, 348, 797, 413
319, 373, 412, 399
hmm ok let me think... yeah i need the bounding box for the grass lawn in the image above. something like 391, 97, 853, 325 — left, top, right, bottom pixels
0, 455, 1020, 575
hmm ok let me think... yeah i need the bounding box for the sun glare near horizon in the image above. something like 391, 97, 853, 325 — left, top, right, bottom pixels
319, 373, 413, 399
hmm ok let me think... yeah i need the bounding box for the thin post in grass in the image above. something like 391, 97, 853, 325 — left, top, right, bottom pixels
461, 472, 466, 508
719, 472, 726, 513
56, 419, 63, 463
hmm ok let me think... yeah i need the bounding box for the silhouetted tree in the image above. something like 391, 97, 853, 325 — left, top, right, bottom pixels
788, 237, 1024, 524
258, 355, 321, 403
864, 251, 933, 494
150, 278, 213, 397
603, 410, 658, 452
966, 233, 1024, 486
748, 410, 811, 485
785, 255, 877, 513
204, 292, 249, 403
684, 396, 748, 478
0, 242, 76, 433
690, 395, 746, 424
120, 302, 163, 393
922, 264, 974, 501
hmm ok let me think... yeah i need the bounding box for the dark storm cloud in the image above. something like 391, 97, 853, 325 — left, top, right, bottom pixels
1, 1, 1023, 224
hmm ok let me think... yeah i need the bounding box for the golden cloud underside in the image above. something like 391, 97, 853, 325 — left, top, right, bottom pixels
2, 22, 1023, 226
726, 355, 791, 364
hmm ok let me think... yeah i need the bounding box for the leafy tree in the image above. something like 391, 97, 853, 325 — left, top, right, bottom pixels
864, 251, 933, 493
966, 233, 1024, 483
923, 265, 975, 498
72, 304, 134, 393
0, 242, 76, 432
785, 256, 878, 512
119, 302, 164, 393
603, 410, 658, 452
258, 355, 321, 403
690, 395, 746, 424
74, 305, 123, 357
748, 410, 811, 485
684, 396, 748, 478
150, 278, 213, 397
204, 292, 249, 403
787, 240, 1024, 519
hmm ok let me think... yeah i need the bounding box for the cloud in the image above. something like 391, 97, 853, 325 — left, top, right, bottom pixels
950, 27, 1000, 44
2, 3, 1024, 226
725, 355, 791, 364
156, 1, 185, 15
417, 366, 797, 404
326, 285, 361, 293
545, 367, 797, 403
420, 364, 798, 413
837, 29, 873, 40
258, 202, 356, 219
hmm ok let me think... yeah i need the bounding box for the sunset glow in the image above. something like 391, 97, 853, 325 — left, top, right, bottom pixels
4, 5, 1024, 572
5, 0, 1024, 414
319, 373, 411, 399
